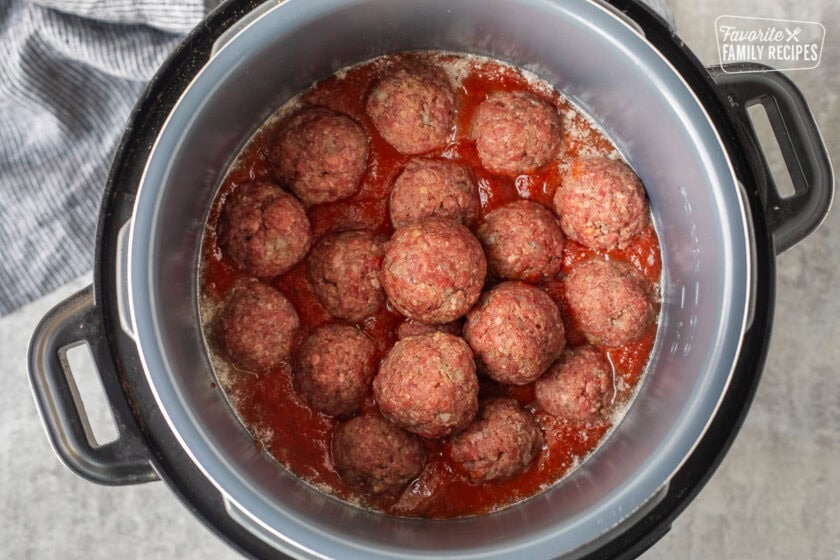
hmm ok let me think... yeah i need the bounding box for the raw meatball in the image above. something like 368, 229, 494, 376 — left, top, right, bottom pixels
389, 158, 479, 229
397, 319, 461, 340
217, 280, 299, 372
536, 346, 614, 421
471, 90, 562, 176
219, 181, 312, 278
373, 332, 479, 438
449, 398, 543, 482
381, 218, 486, 324
308, 230, 385, 321
554, 157, 649, 251
477, 200, 565, 282
464, 282, 565, 385
564, 258, 656, 347
332, 414, 426, 496
271, 106, 369, 206
294, 324, 377, 417
366, 64, 457, 155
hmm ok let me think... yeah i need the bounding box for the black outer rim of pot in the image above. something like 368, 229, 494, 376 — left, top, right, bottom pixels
91, 1, 775, 558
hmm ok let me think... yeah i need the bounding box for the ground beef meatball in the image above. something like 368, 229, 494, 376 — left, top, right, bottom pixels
271, 106, 369, 206
464, 282, 565, 385
373, 332, 479, 438
332, 414, 426, 496
219, 181, 312, 278
366, 64, 457, 155
397, 319, 461, 340
308, 230, 385, 321
449, 398, 543, 482
477, 200, 565, 282
381, 218, 487, 324
389, 158, 479, 229
554, 157, 649, 251
564, 258, 656, 347
217, 280, 299, 372
535, 346, 614, 421
294, 324, 377, 417
471, 90, 562, 176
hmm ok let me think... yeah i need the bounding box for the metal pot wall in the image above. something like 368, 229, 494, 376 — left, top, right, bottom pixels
28, 0, 832, 558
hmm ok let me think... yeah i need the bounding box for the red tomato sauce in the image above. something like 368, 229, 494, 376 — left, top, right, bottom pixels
200, 53, 662, 518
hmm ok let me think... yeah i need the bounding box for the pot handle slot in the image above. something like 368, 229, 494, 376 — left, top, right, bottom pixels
28, 285, 159, 485
708, 64, 834, 255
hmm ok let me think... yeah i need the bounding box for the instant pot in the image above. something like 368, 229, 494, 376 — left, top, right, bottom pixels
28, 0, 833, 558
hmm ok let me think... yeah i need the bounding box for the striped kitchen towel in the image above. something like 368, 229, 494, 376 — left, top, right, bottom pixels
0, 0, 212, 316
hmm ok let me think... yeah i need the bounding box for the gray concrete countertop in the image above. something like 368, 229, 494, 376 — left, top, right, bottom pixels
2, 1, 838, 558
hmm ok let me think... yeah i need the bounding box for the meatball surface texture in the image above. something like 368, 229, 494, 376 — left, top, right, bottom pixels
563, 258, 656, 347
217, 280, 300, 372
373, 332, 479, 438
535, 346, 614, 421
464, 281, 565, 385
308, 230, 385, 321
390, 158, 479, 229
382, 218, 487, 324
471, 90, 562, 176
397, 319, 462, 340
219, 181, 312, 278
477, 200, 565, 281
449, 398, 543, 482
366, 64, 457, 155
554, 157, 648, 251
294, 324, 377, 417
271, 106, 369, 206
332, 414, 426, 496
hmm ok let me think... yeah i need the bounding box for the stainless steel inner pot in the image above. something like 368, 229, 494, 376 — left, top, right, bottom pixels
126, 0, 750, 557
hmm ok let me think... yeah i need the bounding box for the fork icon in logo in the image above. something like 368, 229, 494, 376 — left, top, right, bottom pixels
786, 26, 802, 42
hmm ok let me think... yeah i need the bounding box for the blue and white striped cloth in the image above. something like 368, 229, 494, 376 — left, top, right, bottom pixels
0, 0, 211, 315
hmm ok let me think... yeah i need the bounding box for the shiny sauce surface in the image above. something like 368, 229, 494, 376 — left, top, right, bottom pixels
200, 53, 661, 518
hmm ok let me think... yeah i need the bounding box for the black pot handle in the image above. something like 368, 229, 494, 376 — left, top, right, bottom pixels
28, 285, 158, 485
708, 64, 834, 255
